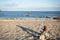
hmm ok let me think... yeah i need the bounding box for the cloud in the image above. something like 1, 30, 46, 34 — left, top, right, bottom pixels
0, 0, 60, 11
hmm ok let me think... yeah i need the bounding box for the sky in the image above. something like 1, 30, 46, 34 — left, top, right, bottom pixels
0, 0, 60, 11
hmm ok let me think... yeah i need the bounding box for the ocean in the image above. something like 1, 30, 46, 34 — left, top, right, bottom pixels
0, 11, 60, 18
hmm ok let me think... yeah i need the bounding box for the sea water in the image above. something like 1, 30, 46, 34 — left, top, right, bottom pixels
0, 11, 60, 18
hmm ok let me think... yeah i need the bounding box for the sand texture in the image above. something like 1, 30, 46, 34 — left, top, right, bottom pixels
0, 19, 60, 40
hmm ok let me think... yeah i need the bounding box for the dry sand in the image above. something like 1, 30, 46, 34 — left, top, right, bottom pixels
0, 19, 60, 40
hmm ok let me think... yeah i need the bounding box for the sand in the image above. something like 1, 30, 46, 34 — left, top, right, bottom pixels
0, 19, 60, 40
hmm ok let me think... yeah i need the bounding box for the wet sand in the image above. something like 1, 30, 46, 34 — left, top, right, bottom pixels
0, 19, 60, 40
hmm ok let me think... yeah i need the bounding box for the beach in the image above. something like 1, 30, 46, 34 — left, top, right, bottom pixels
0, 19, 60, 40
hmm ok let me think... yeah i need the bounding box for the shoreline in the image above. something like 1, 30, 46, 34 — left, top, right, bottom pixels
0, 18, 59, 22
0, 17, 55, 20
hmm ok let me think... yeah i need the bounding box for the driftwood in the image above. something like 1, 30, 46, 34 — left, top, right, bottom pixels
16, 25, 46, 40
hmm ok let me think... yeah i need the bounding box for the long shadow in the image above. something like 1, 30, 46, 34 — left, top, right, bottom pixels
56, 37, 60, 40
16, 25, 46, 40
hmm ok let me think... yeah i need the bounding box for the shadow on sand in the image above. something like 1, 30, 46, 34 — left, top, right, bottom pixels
16, 25, 46, 40
56, 37, 60, 40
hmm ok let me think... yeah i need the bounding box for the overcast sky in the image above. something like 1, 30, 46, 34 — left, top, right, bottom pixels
0, 0, 60, 11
